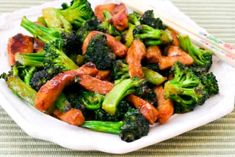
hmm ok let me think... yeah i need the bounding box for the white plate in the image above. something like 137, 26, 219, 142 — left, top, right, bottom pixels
0, 0, 235, 154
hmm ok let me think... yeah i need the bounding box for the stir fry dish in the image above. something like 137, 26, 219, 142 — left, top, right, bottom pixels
0, 0, 219, 142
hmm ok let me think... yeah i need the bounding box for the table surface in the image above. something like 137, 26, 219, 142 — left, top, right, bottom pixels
0, 0, 235, 156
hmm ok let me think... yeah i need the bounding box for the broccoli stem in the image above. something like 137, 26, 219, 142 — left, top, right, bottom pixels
21, 16, 61, 43
145, 40, 162, 46
6, 75, 71, 112
15, 52, 45, 67
82, 121, 124, 134
55, 93, 71, 112
142, 67, 166, 85
6, 75, 37, 105
24, 67, 37, 85
102, 78, 143, 115
125, 24, 135, 47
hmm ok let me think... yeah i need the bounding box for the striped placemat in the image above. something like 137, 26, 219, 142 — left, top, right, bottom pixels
0, 0, 235, 156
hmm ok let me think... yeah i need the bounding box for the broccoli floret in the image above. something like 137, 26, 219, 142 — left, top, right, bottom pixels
102, 78, 144, 115
85, 34, 115, 70
134, 81, 157, 104
120, 108, 149, 142
60, 0, 94, 29
82, 108, 149, 142
44, 45, 78, 71
63, 87, 94, 119
0, 66, 70, 112
94, 100, 132, 121
30, 67, 61, 91
128, 12, 141, 25
122, 12, 141, 47
140, 10, 166, 30
17, 45, 78, 71
97, 10, 120, 36
178, 35, 213, 73
164, 62, 208, 113
112, 60, 166, 85
42, 7, 72, 32
112, 60, 129, 82
13, 63, 37, 86
77, 17, 100, 42
78, 91, 104, 110
134, 25, 172, 46
200, 72, 219, 96
21, 17, 80, 54
0, 66, 37, 105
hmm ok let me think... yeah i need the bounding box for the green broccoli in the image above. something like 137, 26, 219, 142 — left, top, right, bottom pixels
128, 12, 141, 26
140, 10, 166, 29
178, 35, 213, 73
112, 60, 166, 85
78, 91, 104, 110
164, 62, 208, 113
82, 108, 149, 142
12, 63, 37, 86
200, 72, 219, 96
0, 66, 37, 105
77, 17, 100, 42
134, 25, 172, 46
15, 52, 45, 67
122, 12, 141, 47
134, 81, 157, 105
42, 7, 72, 32
97, 10, 120, 36
0, 66, 71, 112
21, 16, 80, 54
60, 0, 94, 29
102, 78, 144, 115
30, 67, 62, 91
94, 100, 132, 121
84, 34, 115, 70
15, 44, 78, 72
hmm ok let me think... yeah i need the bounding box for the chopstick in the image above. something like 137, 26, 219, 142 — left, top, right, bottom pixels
120, 0, 235, 67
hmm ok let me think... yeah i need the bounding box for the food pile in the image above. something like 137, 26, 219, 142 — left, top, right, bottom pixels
0, 0, 219, 142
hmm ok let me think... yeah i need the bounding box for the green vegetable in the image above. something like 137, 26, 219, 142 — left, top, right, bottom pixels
82, 121, 123, 134
200, 72, 219, 96
98, 10, 120, 36
123, 12, 141, 47
82, 108, 149, 142
21, 16, 80, 54
6, 75, 37, 105
42, 7, 72, 32
15, 52, 45, 67
15, 44, 78, 72
179, 35, 213, 73
60, 0, 94, 29
79, 91, 104, 110
140, 10, 166, 29
102, 78, 144, 115
128, 12, 141, 25
0, 67, 70, 112
112, 60, 166, 85
76, 17, 100, 42
164, 62, 208, 113
30, 67, 62, 91
134, 81, 157, 104
85, 34, 115, 70
142, 67, 166, 85
134, 24, 172, 46
94, 100, 132, 121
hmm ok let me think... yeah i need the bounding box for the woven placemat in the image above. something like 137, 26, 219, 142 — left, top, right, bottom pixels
0, 0, 235, 156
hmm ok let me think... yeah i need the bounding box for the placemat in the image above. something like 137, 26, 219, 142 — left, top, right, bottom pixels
0, 0, 235, 156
